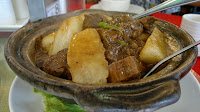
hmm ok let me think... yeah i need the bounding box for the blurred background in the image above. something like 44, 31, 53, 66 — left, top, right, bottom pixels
86, 0, 200, 15
0, 0, 200, 32
0, 0, 200, 112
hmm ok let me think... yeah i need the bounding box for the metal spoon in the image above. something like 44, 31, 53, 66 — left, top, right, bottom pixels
132, 0, 200, 19
143, 40, 200, 78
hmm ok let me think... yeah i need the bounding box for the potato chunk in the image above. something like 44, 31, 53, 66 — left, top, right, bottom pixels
48, 14, 85, 55
140, 27, 167, 64
41, 31, 56, 52
67, 29, 109, 84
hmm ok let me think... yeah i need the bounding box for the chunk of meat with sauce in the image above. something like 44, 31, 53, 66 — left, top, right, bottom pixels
108, 15, 144, 38
101, 41, 145, 64
35, 39, 71, 79
139, 16, 157, 33
96, 15, 146, 64
108, 56, 145, 83
42, 49, 71, 79
83, 14, 110, 30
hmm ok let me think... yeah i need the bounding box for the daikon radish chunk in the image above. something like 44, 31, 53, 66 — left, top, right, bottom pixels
48, 14, 85, 55
67, 28, 109, 84
140, 27, 167, 64
41, 31, 56, 52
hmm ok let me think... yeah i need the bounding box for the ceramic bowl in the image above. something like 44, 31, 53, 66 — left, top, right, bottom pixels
4, 9, 198, 112
100, 0, 130, 12
181, 14, 200, 56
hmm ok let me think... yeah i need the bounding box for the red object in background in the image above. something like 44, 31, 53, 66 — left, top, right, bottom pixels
68, 0, 85, 12
85, 5, 200, 75
193, 58, 200, 75
151, 13, 182, 27
86, 4, 93, 9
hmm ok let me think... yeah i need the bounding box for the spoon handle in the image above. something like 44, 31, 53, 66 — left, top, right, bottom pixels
143, 40, 200, 78
132, 0, 200, 19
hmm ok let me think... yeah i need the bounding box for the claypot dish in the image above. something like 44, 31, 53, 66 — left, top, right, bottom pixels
4, 10, 198, 112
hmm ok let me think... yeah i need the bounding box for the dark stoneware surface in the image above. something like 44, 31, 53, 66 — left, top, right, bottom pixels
4, 9, 197, 112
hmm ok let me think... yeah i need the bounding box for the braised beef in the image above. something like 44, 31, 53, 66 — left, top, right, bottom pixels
42, 49, 71, 79
104, 44, 126, 63
111, 15, 144, 38
96, 28, 123, 47
35, 40, 71, 79
108, 56, 145, 83
83, 14, 109, 30
96, 15, 145, 64
35, 14, 159, 83
139, 16, 157, 33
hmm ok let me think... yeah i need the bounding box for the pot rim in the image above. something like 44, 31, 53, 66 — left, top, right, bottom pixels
4, 9, 198, 90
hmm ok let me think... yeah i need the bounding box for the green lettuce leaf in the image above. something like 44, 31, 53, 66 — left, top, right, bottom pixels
34, 88, 86, 112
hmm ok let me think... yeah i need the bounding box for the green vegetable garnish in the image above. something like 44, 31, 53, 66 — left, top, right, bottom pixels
99, 22, 122, 33
117, 41, 128, 47
34, 88, 86, 112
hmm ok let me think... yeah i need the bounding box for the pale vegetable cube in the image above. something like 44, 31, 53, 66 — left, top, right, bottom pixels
140, 27, 167, 64
41, 31, 56, 52
48, 14, 85, 55
67, 29, 109, 84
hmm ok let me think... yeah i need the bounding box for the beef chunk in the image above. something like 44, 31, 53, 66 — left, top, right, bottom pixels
43, 49, 71, 79
139, 16, 156, 33
105, 44, 126, 64
97, 29, 145, 64
35, 48, 71, 79
108, 56, 145, 83
110, 15, 144, 38
96, 28, 123, 47
83, 14, 109, 30
95, 15, 146, 64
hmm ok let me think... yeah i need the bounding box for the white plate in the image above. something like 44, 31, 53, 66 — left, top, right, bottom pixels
0, 17, 29, 32
9, 72, 200, 112
90, 4, 145, 14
